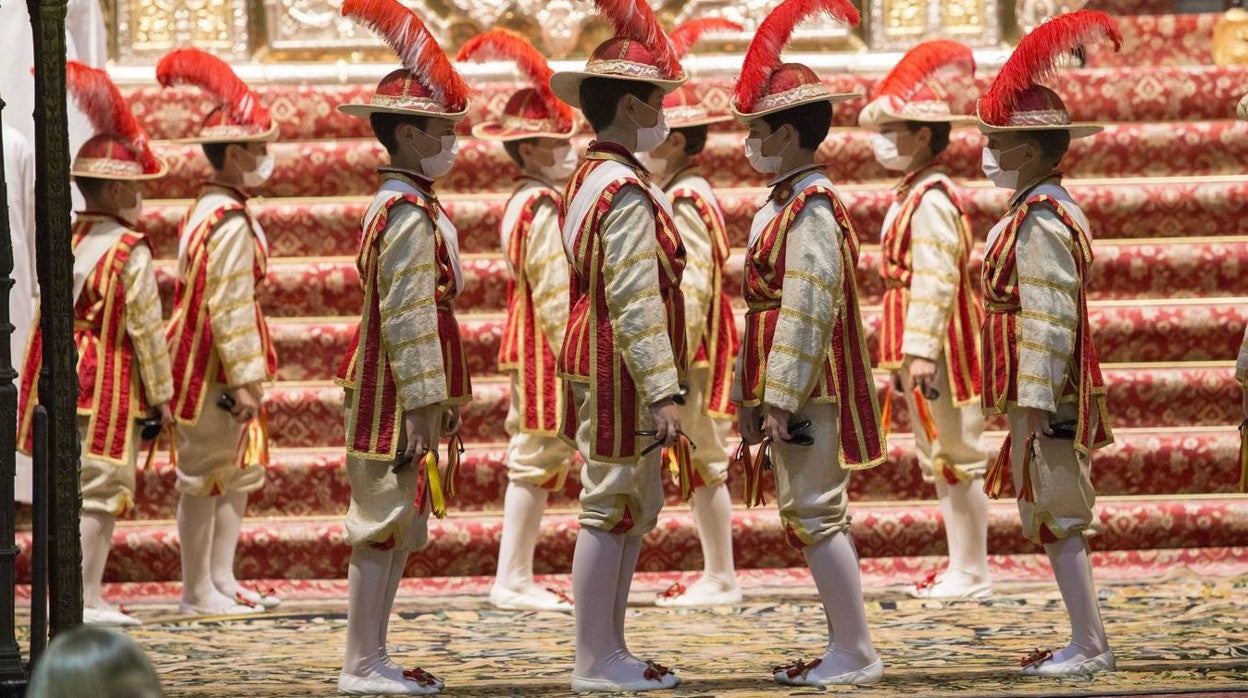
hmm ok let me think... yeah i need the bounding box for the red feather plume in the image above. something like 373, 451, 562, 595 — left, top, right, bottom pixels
456, 28, 572, 128
341, 0, 469, 111
980, 9, 1121, 125
592, 0, 683, 79
871, 40, 974, 101
669, 17, 742, 59
67, 60, 159, 172
733, 0, 860, 112
155, 48, 270, 128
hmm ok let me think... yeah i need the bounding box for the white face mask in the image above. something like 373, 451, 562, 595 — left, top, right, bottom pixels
745, 130, 785, 174
420, 134, 460, 179
872, 132, 914, 172
636, 150, 668, 179
981, 144, 1029, 189
241, 152, 275, 188
631, 98, 670, 153
118, 188, 142, 226
539, 143, 577, 183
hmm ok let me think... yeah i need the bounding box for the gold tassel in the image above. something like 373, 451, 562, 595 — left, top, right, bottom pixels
745, 443, 770, 508
423, 450, 447, 520
236, 406, 270, 469
1238, 420, 1247, 494
984, 435, 1011, 499
142, 423, 178, 471
912, 387, 939, 442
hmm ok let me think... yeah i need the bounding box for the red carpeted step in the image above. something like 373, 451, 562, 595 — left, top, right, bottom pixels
1084, 12, 1216, 67
270, 297, 1248, 379
260, 364, 1243, 449
127, 426, 1245, 520
152, 238, 1248, 319
269, 300, 1248, 382
18, 495, 1245, 583
143, 122, 1248, 199
140, 179, 1248, 260
122, 65, 1248, 142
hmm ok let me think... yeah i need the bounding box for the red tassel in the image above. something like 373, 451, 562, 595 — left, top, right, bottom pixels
912, 387, 939, 443
1017, 433, 1037, 503
984, 434, 1010, 499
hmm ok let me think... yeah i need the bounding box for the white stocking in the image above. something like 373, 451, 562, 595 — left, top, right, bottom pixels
801, 533, 878, 680
1045, 535, 1109, 662
342, 544, 406, 682
688, 484, 737, 591
613, 534, 643, 656
939, 477, 991, 585
493, 482, 548, 593
80, 511, 115, 610
380, 550, 409, 669
179, 492, 237, 610
209, 489, 249, 598
572, 527, 647, 681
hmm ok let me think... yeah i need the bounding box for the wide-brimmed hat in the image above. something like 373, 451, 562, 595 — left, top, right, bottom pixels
67, 61, 166, 180
458, 28, 577, 141
858, 40, 976, 128
338, 0, 469, 122
976, 10, 1121, 140
156, 48, 279, 144
549, 0, 687, 109
731, 0, 862, 120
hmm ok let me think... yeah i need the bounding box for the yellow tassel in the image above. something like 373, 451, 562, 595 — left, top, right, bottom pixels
984, 435, 1011, 499
166, 424, 179, 468
142, 423, 178, 471
424, 450, 447, 519
1238, 420, 1247, 494
912, 387, 939, 443
236, 406, 270, 469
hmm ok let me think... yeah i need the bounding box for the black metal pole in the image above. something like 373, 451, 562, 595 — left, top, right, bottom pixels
28, 0, 82, 638
29, 407, 48, 666
0, 96, 30, 695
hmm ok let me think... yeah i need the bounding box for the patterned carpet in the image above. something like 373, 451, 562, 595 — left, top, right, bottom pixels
61, 571, 1248, 697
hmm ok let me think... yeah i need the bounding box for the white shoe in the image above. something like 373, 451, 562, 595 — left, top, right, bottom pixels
179, 600, 262, 617
234, 586, 282, 609
338, 672, 440, 695
1021, 648, 1115, 676
774, 658, 884, 687
83, 606, 141, 627
490, 585, 573, 612
653, 580, 743, 607
571, 661, 680, 692
908, 577, 993, 600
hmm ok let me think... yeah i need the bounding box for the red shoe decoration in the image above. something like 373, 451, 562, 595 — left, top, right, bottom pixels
403, 667, 440, 686
913, 570, 939, 592
1020, 647, 1053, 668
546, 587, 574, 606
773, 657, 822, 679
234, 592, 258, 608
658, 582, 687, 599
642, 661, 672, 681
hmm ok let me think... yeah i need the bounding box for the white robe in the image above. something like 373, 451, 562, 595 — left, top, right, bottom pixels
4, 123, 36, 503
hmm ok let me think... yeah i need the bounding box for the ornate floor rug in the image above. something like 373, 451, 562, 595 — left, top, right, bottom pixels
76, 572, 1248, 697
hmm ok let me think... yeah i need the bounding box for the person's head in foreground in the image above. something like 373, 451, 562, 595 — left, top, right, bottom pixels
27, 625, 164, 698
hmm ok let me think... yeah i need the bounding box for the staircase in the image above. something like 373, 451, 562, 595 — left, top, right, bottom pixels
15, 7, 1248, 590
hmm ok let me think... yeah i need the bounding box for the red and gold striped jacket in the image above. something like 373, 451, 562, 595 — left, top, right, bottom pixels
878, 167, 983, 405
166, 186, 276, 423
498, 179, 563, 435
19, 215, 169, 465
981, 184, 1112, 455
667, 170, 738, 419
739, 168, 886, 470
336, 171, 471, 460
558, 144, 687, 462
